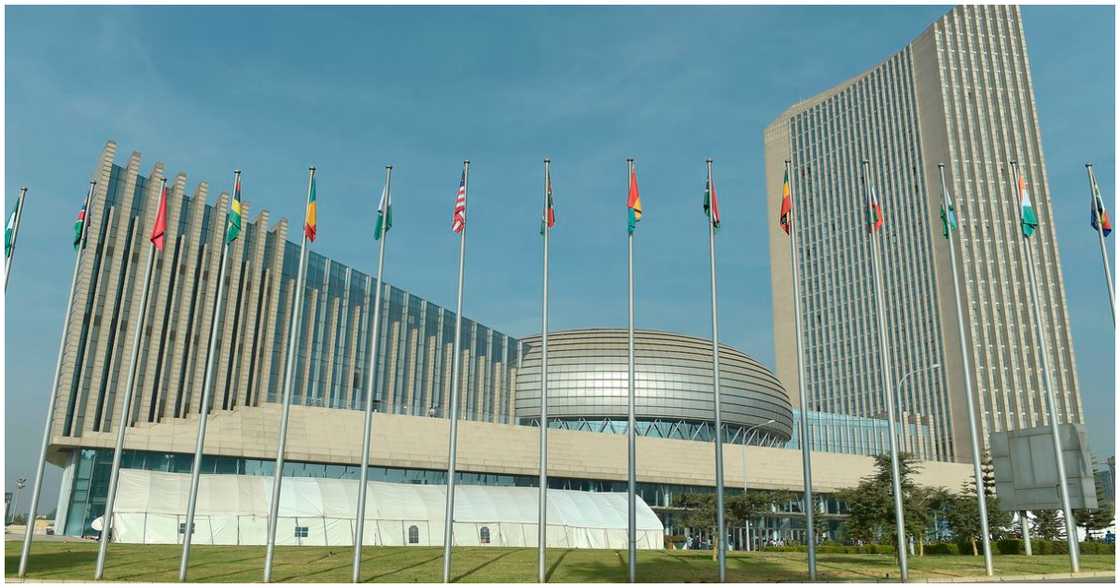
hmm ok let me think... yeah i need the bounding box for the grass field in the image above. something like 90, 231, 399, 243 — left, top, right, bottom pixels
5, 541, 1114, 582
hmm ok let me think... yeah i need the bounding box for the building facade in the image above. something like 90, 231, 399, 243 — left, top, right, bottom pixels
46, 141, 976, 544
764, 4, 1082, 463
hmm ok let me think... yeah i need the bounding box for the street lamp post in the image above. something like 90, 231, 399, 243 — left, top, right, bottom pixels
741, 419, 776, 552
8, 479, 27, 525
894, 364, 940, 457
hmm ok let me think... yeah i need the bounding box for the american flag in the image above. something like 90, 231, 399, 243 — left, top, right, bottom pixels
451, 171, 466, 234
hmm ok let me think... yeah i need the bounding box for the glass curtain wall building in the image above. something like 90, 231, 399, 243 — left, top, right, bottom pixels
764, 5, 1083, 463
52, 142, 518, 442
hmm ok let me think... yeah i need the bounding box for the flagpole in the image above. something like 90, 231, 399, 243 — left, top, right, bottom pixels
442, 160, 470, 583
861, 160, 908, 582
1085, 164, 1115, 323
94, 177, 164, 580
538, 158, 551, 583
18, 180, 95, 578
178, 170, 239, 582
705, 159, 727, 582
263, 166, 316, 583
938, 164, 994, 576
1010, 160, 1080, 572
352, 165, 392, 583
5, 186, 28, 290
785, 160, 817, 581
626, 157, 638, 584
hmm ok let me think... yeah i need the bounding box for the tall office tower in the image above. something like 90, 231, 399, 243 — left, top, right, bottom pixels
764, 5, 1082, 463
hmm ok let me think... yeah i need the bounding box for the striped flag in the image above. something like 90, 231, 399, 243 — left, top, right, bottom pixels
375, 180, 392, 240
451, 172, 466, 234
866, 185, 884, 234
1019, 175, 1038, 238
150, 181, 168, 251
226, 175, 243, 243
627, 165, 642, 234
779, 170, 792, 235
703, 174, 720, 230
73, 201, 88, 251
1090, 176, 1112, 237
305, 174, 318, 242
540, 167, 555, 236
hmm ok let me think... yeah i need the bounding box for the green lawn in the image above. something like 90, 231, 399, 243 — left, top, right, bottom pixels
5, 541, 1114, 582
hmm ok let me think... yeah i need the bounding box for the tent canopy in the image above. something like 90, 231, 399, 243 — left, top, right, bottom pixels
109, 469, 664, 549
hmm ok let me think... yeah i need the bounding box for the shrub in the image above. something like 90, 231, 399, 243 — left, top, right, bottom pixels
925, 543, 959, 556
996, 538, 1023, 555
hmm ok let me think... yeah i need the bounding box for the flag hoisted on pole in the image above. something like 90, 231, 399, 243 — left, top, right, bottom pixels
5, 186, 28, 290
95, 176, 167, 580
860, 160, 908, 582
1010, 161, 1081, 572
537, 158, 553, 583
625, 158, 639, 583
352, 165, 394, 583
442, 161, 471, 583
781, 161, 816, 581
179, 170, 241, 582
263, 167, 318, 583
703, 159, 727, 582
18, 180, 96, 579
1085, 163, 1114, 323
937, 164, 994, 576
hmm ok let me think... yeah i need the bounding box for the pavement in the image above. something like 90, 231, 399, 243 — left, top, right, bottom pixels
4, 531, 91, 543
920, 571, 1115, 583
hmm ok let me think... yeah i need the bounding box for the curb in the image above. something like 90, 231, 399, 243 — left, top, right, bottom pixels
918, 570, 1115, 583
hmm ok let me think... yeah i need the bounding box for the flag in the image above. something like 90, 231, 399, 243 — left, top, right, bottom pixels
540, 167, 555, 236
1019, 175, 1037, 238
226, 175, 243, 243
866, 185, 884, 233
304, 174, 318, 242
451, 172, 466, 234
778, 170, 792, 235
150, 181, 168, 251
374, 180, 392, 240
940, 192, 958, 239
703, 174, 720, 229
627, 166, 642, 234
4, 207, 16, 258
1090, 178, 1112, 237
73, 202, 87, 251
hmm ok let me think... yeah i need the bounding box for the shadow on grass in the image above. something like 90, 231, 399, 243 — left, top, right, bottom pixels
452, 547, 522, 582
273, 548, 408, 583
364, 552, 444, 582
545, 549, 573, 582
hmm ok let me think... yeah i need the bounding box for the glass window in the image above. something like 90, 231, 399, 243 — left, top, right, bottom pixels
408, 525, 420, 544
479, 527, 491, 544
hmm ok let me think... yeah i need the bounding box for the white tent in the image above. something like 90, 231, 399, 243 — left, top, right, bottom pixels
108, 469, 664, 549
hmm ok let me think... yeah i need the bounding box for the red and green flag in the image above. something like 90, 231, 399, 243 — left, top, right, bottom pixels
866, 185, 884, 233
627, 166, 642, 234
1090, 175, 1112, 237
1019, 176, 1037, 238
72, 201, 88, 251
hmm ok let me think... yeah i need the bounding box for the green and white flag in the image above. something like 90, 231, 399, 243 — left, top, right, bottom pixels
1018, 175, 1038, 238
4, 207, 16, 258
374, 181, 392, 240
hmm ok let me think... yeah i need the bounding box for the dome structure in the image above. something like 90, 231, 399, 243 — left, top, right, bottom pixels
515, 329, 793, 445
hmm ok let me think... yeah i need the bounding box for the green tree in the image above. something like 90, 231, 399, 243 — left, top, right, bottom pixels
1032, 509, 1063, 541
835, 452, 933, 559
1075, 477, 1115, 540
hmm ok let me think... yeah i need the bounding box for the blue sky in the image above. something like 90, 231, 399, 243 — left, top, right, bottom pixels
4, 5, 1114, 514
